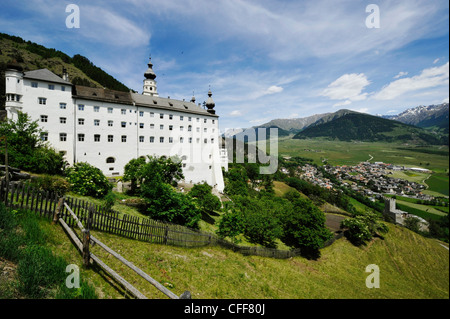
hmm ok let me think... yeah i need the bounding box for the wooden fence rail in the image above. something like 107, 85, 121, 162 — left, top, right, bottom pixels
56, 200, 190, 299
0, 180, 341, 260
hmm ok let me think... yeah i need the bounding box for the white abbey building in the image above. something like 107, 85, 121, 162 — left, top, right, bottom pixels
4, 59, 227, 192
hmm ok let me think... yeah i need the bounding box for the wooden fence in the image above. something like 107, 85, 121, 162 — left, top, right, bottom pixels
56, 200, 189, 299
0, 180, 343, 259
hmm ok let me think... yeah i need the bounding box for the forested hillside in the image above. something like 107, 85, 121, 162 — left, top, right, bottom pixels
0, 32, 130, 110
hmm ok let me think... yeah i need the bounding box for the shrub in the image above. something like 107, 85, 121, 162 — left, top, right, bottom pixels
103, 191, 117, 211
66, 162, 112, 198
341, 211, 388, 246
280, 194, 333, 258
216, 210, 244, 244
231, 196, 283, 248
189, 183, 222, 214
31, 175, 70, 196
141, 181, 201, 229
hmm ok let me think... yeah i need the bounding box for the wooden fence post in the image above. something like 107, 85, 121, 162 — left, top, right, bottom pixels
87, 204, 95, 231
82, 229, 90, 267
53, 197, 65, 225
180, 291, 191, 299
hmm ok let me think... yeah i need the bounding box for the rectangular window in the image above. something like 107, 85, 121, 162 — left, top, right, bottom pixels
169, 137, 173, 143
78, 104, 84, 111
48, 84, 54, 90
38, 97, 47, 105
188, 117, 192, 122
108, 120, 113, 127
169, 125, 173, 131
94, 106, 100, 112
139, 123, 144, 129
108, 107, 113, 114
196, 118, 200, 123
121, 109, 126, 115
41, 132, 48, 141
108, 135, 113, 142
31, 82, 38, 88
150, 136, 155, 143
204, 138, 207, 144
180, 116, 184, 121
196, 127, 200, 133
60, 117, 66, 124
196, 138, 200, 143
61, 86, 65, 92
204, 119, 207, 124
169, 114, 173, 120
160, 124, 164, 130
139, 136, 144, 143
60, 103, 66, 109
150, 124, 155, 129
78, 134, 85, 142
160, 137, 164, 143
40, 115, 48, 123
139, 111, 144, 117
160, 113, 164, 119
180, 137, 184, 143
78, 118, 85, 125
189, 137, 192, 143
204, 128, 207, 133
121, 122, 126, 128
60, 133, 67, 142
121, 135, 127, 143
150, 112, 154, 117
212, 120, 215, 124
94, 119, 100, 126
94, 134, 101, 142
211, 138, 214, 143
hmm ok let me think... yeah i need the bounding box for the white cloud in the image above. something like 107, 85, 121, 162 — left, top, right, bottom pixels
265, 85, 283, 95
333, 100, 352, 107
374, 62, 449, 100
394, 71, 408, 79
351, 107, 369, 113
321, 73, 371, 104
123, 0, 448, 61
443, 97, 449, 103
230, 110, 242, 116
434, 58, 440, 64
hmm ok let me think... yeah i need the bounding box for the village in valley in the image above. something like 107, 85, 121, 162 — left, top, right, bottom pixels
280, 158, 434, 202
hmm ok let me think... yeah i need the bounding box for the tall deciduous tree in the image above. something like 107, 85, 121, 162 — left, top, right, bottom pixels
0, 111, 65, 174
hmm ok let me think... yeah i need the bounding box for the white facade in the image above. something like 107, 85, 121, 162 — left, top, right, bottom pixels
5, 65, 226, 192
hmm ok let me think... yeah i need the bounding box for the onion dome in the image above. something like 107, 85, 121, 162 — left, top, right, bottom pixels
144, 57, 156, 80
205, 89, 215, 112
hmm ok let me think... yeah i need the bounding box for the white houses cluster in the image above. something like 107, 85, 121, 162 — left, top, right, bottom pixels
4, 58, 227, 192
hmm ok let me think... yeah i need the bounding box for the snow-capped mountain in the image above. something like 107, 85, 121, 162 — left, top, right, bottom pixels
382, 103, 449, 128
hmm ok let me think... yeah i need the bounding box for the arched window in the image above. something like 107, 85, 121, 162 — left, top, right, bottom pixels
106, 157, 115, 164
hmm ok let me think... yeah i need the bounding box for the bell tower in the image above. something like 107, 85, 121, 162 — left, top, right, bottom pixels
143, 57, 158, 96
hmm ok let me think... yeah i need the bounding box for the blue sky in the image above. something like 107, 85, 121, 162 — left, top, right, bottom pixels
1, 0, 448, 131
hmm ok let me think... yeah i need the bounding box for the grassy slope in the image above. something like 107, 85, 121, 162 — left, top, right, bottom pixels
39, 215, 449, 299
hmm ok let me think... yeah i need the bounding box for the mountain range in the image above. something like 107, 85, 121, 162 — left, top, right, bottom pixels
229, 103, 449, 145
381, 103, 449, 133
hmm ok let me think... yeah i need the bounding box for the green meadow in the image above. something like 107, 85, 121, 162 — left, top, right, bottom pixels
277, 138, 449, 173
